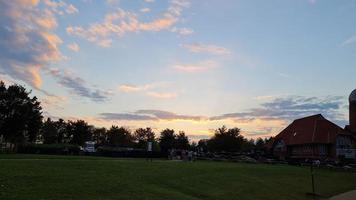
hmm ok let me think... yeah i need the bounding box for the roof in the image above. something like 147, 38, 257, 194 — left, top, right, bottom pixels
274, 114, 350, 146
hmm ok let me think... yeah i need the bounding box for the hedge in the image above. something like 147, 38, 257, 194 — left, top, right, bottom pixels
96, 146, 164, 158
17, 144, 81, 155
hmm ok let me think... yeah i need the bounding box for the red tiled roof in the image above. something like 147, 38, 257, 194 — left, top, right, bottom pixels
274, 114, 350, 145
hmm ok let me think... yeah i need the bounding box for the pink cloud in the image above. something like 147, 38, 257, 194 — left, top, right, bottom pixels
67, 0, 191, 47
173, 60, 218, 72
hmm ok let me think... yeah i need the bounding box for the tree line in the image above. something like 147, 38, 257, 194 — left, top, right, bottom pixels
0, 81, 271, 154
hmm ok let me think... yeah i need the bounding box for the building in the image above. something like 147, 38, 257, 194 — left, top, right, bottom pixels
270, 90, 356, 161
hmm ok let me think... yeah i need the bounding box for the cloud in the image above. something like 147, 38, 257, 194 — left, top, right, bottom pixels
96, 95, 347, 139
43, 0, 79, 15
277, 72, 291, 78
118, 84, 142, 92
146, 91, 177, 99
106, 0, 119, 5
47, 68, 112, 102
171, 27, 194, 35
101, 113, 157, 121
341, 36, 356, 47
144, 0, 155, 3
41, 95, 67, 110
140, 8, 150, 13
173, 60, 218, 72
118, 82, 177, 98
67, 42, 80, 52
100, 109, 206, 121
0, 0, 63, 89
66, 4, 79, 14
181, 43, 231, 55
67, 0, 190, 47
210, 96, 346, 125
102, 93, 347, 123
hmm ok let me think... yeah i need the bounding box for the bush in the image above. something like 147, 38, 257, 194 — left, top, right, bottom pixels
18, 144, 81, 155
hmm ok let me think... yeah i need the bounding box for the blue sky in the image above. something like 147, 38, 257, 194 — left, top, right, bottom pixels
1, 0, 355, 140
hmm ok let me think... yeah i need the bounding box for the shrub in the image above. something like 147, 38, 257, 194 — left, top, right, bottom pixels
18, 144, 80, 155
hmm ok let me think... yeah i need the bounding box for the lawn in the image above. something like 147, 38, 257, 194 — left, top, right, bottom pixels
0, 154, 355, 200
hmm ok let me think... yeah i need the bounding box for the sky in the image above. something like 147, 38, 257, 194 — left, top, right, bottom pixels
1, 0, 356, 141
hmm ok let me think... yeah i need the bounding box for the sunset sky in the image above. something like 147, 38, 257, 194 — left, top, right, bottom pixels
1, 0, 356, 141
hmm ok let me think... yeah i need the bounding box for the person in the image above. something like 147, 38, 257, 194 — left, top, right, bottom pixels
193, 151, 197, 162
188, 151, 193, 162
146, 141, 153, 162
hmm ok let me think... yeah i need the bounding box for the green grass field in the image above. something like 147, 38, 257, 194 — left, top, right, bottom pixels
0, 154, 355, 200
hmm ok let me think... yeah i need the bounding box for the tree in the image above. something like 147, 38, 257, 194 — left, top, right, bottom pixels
134, 127, 155, 149
159, 129, 176, 154
208, 126, 244, 152
92, 127, 107, 145
107, 126, 133, 147
66, 120, 92, 146
55, 119, 67, 144
255, 137, 265, 151
41, 118, 58, 144
0, 82, 43, 149
175, 131, 189, 150
198, 139, 209, 152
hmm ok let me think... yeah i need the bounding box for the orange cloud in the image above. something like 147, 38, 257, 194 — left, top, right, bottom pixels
146, 91, 178, 99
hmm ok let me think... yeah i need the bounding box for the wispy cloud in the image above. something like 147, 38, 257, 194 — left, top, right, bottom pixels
140, 8, 150, 13
171, 27, 194, 35
41, 95, 68, 110
118, 84, 142, 92
43, 0, 79, 15
100, 109, 206, 121
181, 43, 231, 55
341, 36, 356, 46
210, 96, 347, 125
67, 0, 190, 47
48, 68, 112, 102
100, 96, 346, 123
173, 60, 218, 72
146, 91, 177, 99
67, 42, 80, 52
118, 82, 178, 99
277, 72, 291, 78
106, 0, 119, 5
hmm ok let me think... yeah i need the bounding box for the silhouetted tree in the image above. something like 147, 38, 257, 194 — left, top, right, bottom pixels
107, 126, 133, 147
41, 118, 58, 144
208, 126, 244, 152
189, 141, 197, 151
55, 119, 67, 144
92, 127, 107, 145
159, 129, 175, 154
0, 82, 43, 149
134, 127, 155, 149
67, 120, 92, 146
255, 137, 265, 151
175, 131, 189, 150
198, 139, 209, 152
